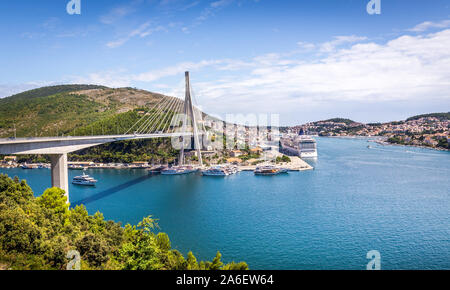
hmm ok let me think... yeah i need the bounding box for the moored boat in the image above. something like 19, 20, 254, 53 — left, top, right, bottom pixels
72, 172, 98, 186
254, 165, 287, 176
69, 164, 86, 170
147, 166, 167, 175
161, 166, 196, 175
21, 164, 38, 169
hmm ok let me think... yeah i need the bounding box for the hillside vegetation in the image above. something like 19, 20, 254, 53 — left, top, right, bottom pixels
0, 174, 248, 270
0, 85, 186, 163
0, 85, 170, 138
406, 112, 450, 121
1, 85, 106, 101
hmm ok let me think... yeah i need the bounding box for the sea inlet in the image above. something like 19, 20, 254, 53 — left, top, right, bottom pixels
1, 137, 449, 269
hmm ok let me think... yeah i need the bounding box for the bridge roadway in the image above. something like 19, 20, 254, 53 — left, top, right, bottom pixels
0, 133, 195, 200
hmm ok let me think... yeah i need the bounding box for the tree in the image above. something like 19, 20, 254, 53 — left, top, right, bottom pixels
76, 234, 109, 267
0, 175, 248, 270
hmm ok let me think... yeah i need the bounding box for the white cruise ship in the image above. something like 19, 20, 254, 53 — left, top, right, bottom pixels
280, 134, 318, 158
297, 137, 318, 158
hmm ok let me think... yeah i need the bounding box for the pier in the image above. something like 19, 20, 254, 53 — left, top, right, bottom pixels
239, 157, 313, 171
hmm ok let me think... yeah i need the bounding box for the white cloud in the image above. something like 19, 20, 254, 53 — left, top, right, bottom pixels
0, 82, 58, 98
100, 2, 140, 25
73, 27, 450, 123
409, 19, 450, 32
106, 21, 167, 48
134, 60, 224, 82
319, 35, 368, 53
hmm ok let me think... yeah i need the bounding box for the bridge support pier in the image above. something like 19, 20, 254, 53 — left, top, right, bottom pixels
50, 154, 69, 201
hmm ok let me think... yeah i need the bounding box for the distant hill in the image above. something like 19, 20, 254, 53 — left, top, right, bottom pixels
0, 85, 174, 138
0, 85, 192, 163
320, 118, 357, 125
2, 84, 107, 101
406, 112, 450, 121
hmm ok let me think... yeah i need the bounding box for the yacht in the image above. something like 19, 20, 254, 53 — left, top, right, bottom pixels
147, 166, 167, 175
161, 166, 197, 175
202, 165, 237, 176
72, 172, 98, 186
202, 167, 229, 176
21, 163, 37, 169
69, 164, 86, 170
254, 165, 286, 176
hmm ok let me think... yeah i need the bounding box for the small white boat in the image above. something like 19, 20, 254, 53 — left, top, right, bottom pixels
202, 166, 229, 176
161, 166, 196, 175
254, 165, 287, 176
72, 172, 97, 186
202, 165, 239, 176
69, 164, 86, 170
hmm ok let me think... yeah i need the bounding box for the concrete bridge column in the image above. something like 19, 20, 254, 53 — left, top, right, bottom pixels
50, 154, 69, 200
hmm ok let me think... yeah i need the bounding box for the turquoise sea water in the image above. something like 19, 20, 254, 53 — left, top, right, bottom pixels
1, 137, 449, 269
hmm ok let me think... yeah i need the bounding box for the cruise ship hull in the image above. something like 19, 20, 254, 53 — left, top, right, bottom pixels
300, 151, 318, 158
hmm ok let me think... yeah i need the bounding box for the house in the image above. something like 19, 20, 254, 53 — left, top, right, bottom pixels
250, 147, 263, 154
226, 157, 242, 164
3, 156, 17, 162
424, 137, 438, 146
230, 150, 243, 157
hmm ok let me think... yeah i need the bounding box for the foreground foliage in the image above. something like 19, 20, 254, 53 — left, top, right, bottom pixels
0, 174, 248, 270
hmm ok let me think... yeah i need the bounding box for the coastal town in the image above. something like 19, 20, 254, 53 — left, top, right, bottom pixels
288, 113, 449, 150
0, 144, 314, 174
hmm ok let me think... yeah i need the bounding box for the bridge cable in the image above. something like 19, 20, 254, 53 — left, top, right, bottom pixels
161, 97, 183, 134
167, 98, 184, 133
148, 96, 179, 134
162, 97, 183, 133
135, 97, 172, 134
126, 96, 166, 135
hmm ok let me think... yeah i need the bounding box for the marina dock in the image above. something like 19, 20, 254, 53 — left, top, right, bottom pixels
239, 157, 313, 172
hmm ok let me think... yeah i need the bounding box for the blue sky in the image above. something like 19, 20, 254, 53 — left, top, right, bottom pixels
0, 0, 449, 125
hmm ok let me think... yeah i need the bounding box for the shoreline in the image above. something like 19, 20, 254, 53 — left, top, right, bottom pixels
0, 158, 315, 171
323, 136, 449, 152
369, 140, 450, 152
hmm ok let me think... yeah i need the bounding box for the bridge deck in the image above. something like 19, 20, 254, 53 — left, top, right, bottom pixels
0, 133, 194, 145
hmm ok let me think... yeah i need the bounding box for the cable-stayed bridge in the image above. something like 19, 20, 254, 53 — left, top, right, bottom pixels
0, 72, 205, 199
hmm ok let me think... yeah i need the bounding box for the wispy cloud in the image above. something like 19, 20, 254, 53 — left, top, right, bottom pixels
0, 82, 58, 98
408, 19, 450, 32
106, 21, 167, 48
100, 1, 142, 25
181, 0, 235, 33
319, 35, 368, 53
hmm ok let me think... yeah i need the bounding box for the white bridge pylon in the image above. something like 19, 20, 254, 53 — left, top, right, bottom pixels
179, 71, 203, 167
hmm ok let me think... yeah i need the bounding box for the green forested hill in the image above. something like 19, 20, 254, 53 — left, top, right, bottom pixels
2, 85, 106, 101
406, 112, 450, 121
0, 85, 169, 138
0, 85, 184, 163
322, 118, 357, 125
